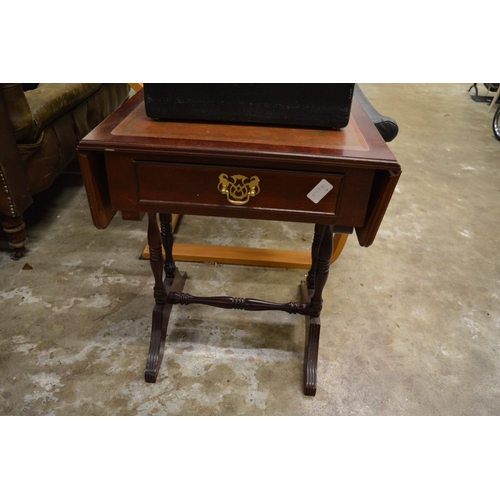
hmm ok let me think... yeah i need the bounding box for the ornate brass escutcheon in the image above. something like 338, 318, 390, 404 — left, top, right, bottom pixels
217, 173, 260, 206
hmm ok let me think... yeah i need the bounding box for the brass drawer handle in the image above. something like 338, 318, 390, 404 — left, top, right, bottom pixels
217, 173, 260, 206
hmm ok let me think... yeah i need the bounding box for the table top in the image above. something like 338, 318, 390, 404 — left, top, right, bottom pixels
79, 90, 400, 173
77, 90, 401, 247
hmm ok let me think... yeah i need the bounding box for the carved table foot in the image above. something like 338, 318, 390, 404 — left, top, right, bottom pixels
304, 318, 321, 396
145, 268, 187, 382
144, 212, 187, 383
301, 281, 320, 396
300, 223, 334, 396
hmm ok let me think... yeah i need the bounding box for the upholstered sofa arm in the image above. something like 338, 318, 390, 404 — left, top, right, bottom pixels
1, 83, 129, 255
0, 83, 33, 142
0, 88, 32, 218
24, 83, 105, 143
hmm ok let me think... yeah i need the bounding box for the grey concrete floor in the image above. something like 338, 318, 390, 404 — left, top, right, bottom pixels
1, 83, 499, 416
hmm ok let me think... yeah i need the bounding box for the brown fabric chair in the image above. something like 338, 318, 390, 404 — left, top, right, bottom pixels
0, 83, 129, 257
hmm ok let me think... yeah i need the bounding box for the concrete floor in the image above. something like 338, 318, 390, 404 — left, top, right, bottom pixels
1, 83, 499, 416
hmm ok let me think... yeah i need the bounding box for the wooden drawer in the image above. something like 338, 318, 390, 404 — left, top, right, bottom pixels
138, 161, 342, 221
107, 159, 348, 224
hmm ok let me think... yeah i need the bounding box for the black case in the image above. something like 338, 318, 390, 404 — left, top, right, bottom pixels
143, 84, 355, 129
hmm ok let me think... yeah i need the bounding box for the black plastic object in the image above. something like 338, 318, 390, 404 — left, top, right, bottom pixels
143, 84, 355, 129
353, 85, 399, 142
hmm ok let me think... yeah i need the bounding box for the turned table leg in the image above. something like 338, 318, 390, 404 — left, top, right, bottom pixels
145, 213, 186, 383
159, 213, 176, 280
302, 224, 334, 396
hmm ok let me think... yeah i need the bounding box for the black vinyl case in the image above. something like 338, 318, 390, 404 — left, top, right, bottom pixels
143, 84, 355, 129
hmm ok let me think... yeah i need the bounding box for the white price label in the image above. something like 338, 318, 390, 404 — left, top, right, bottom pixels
307, 179, 334, 204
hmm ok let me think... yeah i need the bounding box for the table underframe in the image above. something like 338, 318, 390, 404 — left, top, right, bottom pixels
141, 215, 348, 269
144, 212, 336, 396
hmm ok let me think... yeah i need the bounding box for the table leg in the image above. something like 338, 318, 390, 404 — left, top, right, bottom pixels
302, 224, 334, 396
145, 213, 186, 383
159, 213, 177, 280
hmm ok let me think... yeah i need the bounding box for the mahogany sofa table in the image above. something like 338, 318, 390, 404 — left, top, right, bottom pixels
77, 90, 401, 396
